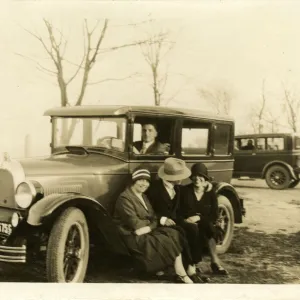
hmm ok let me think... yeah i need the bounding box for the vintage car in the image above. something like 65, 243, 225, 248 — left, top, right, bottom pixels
0, 105, 245, 282
233, 133, 300, 189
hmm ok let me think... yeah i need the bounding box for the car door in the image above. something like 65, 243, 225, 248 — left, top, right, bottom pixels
233, 137, 258, 177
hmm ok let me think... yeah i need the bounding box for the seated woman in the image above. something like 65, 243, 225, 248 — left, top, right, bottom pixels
113, 167, 203, 283
180, 162, 229, 276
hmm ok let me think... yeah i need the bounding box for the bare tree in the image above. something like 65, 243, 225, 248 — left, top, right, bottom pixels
264, 111, 280, 133
282, 83, 300, 133
250, 79, 267, 133
17, 18, 157, 142
140, 30, 175, 106
198, 85, 233, 115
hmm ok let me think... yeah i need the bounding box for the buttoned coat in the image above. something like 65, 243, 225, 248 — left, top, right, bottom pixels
113, 187, 184, 273
146, 179, 181, 222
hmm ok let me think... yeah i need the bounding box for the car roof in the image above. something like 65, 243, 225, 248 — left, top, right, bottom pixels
235, 133, 297, 138
44, 105, 234, 121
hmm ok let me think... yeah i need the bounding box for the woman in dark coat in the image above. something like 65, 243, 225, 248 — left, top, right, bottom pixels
180, 163, 228, 275
114, 167, 202, 283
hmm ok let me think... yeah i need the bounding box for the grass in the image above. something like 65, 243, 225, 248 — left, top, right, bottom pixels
1, 227, 300, 283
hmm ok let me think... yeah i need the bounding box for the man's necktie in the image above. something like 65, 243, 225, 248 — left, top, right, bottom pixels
140, 143, 147, 154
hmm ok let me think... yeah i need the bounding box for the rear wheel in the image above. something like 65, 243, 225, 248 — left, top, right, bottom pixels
265, 165, 291, 190
216, 195, 234, 254
46, 207, 89, 282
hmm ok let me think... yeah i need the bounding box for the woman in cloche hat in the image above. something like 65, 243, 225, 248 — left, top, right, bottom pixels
180, 162, 229, 276
114, 166, 200, 283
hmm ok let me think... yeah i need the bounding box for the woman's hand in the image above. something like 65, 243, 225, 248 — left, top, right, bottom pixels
165, 218, 176, 226
205, 181, 213, 192
135, 226, 151, 236
185, 215, 200, 223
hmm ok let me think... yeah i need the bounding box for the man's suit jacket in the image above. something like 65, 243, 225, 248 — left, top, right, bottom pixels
133, 140, 167, 154
146, 179, 181, 222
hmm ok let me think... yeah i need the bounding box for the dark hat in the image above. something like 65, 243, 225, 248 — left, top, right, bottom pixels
132, 168, 151, 182
190, 163, 210, 181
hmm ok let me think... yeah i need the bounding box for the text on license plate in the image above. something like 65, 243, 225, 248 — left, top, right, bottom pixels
0, 222, 12, 235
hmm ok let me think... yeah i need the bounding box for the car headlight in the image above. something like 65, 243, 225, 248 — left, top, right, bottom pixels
15, 181, 36, 209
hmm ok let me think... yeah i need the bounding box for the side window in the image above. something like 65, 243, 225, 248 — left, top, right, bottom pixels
234, 139, 241, 151
214, 124, 231, 155
256, 138, 266, 151
132, 117, 173, 156
267, 137, 284, 150
181, 121, 210, 156
240, 138, 255, 150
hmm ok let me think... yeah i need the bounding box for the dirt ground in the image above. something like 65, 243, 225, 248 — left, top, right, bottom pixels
0, 178, 300, 283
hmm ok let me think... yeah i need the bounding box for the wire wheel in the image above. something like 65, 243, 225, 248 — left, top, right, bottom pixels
46, 207, 89, 283
265, 165, 291, 190
216, 195, 234, 254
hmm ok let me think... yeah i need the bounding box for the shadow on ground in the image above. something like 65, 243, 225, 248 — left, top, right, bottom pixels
0, 227, 299, 283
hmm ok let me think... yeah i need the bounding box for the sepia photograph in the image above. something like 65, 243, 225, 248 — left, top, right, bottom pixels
0, 0, 300, 299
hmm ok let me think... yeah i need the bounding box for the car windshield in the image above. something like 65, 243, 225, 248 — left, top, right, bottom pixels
53, 117, 127, 152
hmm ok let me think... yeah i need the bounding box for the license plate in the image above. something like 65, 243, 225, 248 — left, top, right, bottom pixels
0, 222, 12, 235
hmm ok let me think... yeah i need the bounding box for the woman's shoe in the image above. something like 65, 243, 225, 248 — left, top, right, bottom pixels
156, 271, 165, 277
211, 263, 229, 276
189, 273, 205, 283
174, 275, 194, 284
195, 268, 211, 283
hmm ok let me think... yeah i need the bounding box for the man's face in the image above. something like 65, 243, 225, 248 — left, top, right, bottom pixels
142, 124, 158, 143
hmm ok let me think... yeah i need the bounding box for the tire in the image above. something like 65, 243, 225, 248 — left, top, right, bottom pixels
46, 207, 89, 283
265, 165, 291, 190
289, 179, 300, 188
216, 195, 234, 254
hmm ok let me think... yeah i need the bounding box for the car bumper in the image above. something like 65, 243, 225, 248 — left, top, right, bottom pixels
0, 244, 26, 263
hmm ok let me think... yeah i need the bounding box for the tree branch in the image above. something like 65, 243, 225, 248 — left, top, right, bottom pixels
14, 52, 57, 75
88, 72, 140, 85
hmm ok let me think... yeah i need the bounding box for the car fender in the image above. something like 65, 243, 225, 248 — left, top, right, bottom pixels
213, 181, 245, 223
262, 161, 297, 180
27, 193, 107, 226
27, 193, 130, 256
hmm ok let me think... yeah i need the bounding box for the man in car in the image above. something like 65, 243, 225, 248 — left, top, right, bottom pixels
242, 139, 255, 150
133, 123, 168, 155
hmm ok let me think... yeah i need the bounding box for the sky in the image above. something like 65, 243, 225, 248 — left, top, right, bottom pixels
1, 0, 300, 157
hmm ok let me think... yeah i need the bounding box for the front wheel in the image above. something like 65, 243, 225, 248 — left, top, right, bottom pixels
46, 207, 90, 282
216, 195, 234, 254
265, 165, 291, 190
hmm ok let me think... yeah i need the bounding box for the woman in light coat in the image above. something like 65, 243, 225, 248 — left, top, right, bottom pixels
114, 167, 203, 283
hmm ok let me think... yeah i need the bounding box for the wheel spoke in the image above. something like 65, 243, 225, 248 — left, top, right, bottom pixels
63, 224, 83, 282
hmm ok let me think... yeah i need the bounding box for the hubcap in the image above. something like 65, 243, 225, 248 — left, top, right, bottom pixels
270, 170, 286, 186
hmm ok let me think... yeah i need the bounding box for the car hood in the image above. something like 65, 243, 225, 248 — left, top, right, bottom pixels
18, 152, 128, 177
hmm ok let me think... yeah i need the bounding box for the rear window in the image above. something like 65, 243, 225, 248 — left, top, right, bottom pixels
267, 137, 284, 151
181, 120, 210, 156
214, 124, 231, 155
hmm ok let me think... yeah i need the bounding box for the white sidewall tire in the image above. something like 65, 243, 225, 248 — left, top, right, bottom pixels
46, 207, 90, 283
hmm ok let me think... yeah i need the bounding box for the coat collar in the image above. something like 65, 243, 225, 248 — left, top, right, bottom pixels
122, 187, 150, 212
